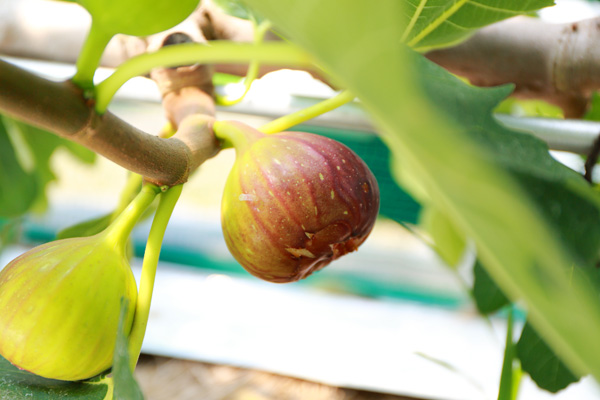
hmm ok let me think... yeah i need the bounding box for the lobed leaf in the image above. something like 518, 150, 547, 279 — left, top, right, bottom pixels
517, 322, 581, 392
402, 0, 555, 51
243, 0, 600, 385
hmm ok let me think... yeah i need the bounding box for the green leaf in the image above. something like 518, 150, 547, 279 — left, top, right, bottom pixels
10, 118, 96, 211
402, 0, 555, 51
517, 322, 581, 392
76, 0, 200, 37
0, 354, 111, 399
243, 0, 600, 383
0, 117, 96, 214
495, 98, 564, 118
213, 0, 257, 20
112, 298, 144, 400
584, 91, 600, 121
56, 213, 113, 240
0, 218, 21, 252
0, 117, 38, 218
414, 52, 600, 263
419, 206, 466, 267
62, 141, 97, 165
472, 260, 510, 314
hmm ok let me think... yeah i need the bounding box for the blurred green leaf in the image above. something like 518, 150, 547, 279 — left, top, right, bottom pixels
420, 39, 600, 390
243, 0, 600, 383
213, 0, 266, 22
517, 322, 581, 392
213, 72, 244, 86
419, 206, 466, 267
112, 298, 144, 400
515, 173, 600, 269
495, 98, 564, 118
473, 168, 600, 314
584, 91, 600, 121
401, 0, 554, 51
0, 117, 38, 218
56, 213, 113, 240
75, 0, 200, 37
0, 218, 21, 252
0, 354, 111, 399
0, 116, 96, 215
62, 140, 97, 165
11, 118, 96, 211
472, 260, 510, 314
213, 0, 254, 19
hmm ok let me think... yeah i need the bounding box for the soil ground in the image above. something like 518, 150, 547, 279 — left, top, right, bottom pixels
135, 355, 424, 400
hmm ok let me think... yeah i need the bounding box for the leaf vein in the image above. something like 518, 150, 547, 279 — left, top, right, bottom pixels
407, 0, 469, 47
401, 0, 429, 42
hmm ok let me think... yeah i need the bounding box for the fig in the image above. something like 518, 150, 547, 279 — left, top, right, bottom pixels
0, 186, 157, 381
215, 121, 380, 283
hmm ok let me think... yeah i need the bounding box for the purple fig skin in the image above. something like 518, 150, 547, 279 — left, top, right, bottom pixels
220, 122, 380, 283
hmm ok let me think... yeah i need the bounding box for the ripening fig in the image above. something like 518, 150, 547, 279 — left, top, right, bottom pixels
215, 121, 380, 283
0, 186, 157, 381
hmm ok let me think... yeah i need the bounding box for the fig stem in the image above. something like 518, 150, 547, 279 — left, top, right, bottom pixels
114, 173, 144, 218
216, 20, 272, 106
104, 184, 160, 250
95, 42, 313, 114
72, 22, 114, 90
128, 184, 183, 371
213, 120, 265, 153
259, 89, 355, 134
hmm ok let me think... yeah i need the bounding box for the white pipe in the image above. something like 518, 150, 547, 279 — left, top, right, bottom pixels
495, 114, 600, 154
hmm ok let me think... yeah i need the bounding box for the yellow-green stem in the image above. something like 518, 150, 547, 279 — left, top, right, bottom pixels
113, 173, 144, 220
128, 184, 183, 371
213, 120, 265, 152
497, 308, 520, 400
95, 42, 313, 113
216, 20, 273, 106
259, 90, 355, 134
72, 23, 113, 90
103, 184, 160, 250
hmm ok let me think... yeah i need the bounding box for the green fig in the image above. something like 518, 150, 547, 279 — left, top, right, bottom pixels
216, 121, 380, 283
0, 186, 157, 381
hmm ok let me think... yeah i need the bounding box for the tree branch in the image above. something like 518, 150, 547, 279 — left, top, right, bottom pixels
0, 58, 218, 186
4, 2, 600, 115
426, 17, 600, 118
0, 0, 327, 83
4, 2, 600, 119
